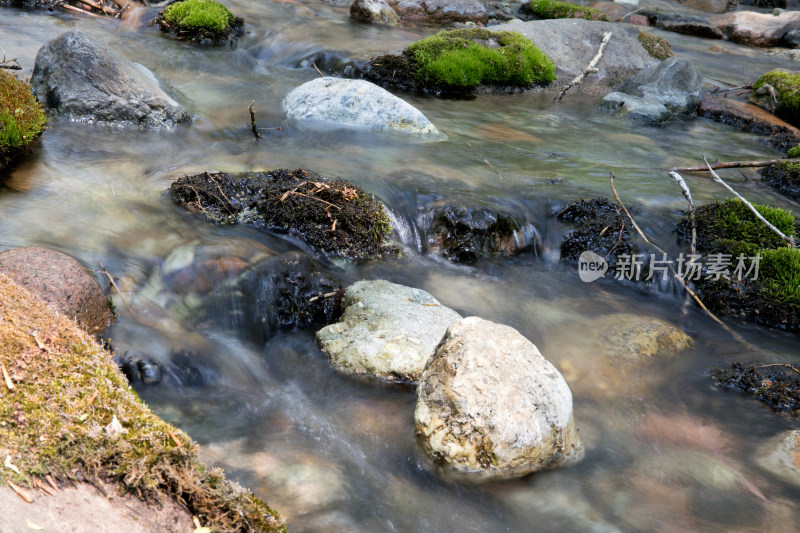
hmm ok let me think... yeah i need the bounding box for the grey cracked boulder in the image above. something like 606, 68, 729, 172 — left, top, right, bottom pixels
316, 280, 461, 382
415, 317, 584, 481
618, 57, 703, 114
283, 77, 439, 135
32, 30, 190, 129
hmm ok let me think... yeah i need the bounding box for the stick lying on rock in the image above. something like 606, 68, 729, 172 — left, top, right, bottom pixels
672, 158, 800, 173
555, 32, 611, 103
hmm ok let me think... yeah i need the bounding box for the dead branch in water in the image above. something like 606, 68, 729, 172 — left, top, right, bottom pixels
249, 100, 262, 140
672, 158, 800, 173
97, 263, 137, 318
0, 53, 21, 70
56, 0, 128, 19
669, 171, 696, 256
555, 32, 611, 103
703, 154, 796, 247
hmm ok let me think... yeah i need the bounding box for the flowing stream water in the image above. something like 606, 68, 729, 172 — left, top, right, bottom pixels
2, 3, 800, 531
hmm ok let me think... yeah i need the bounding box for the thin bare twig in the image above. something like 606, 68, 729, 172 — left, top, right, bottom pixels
669, 171, 696, 256
753, 363, 800, 377
248, 100, 262, 140
97, 263, 136, 317
703, 154, 795, 247
465, 140, 504, 181
555, 32, 611, 102
312, 62, 324, 78
673, 158, 800, 173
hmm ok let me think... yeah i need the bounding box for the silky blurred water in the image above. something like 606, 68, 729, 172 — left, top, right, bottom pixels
1, 3, 799, 531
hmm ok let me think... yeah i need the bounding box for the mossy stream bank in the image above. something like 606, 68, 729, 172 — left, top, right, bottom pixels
0, 274, 285, 532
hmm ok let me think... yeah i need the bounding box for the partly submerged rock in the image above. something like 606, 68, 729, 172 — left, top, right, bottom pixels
756, 430, 800, 489
0, 247, 113, 333
698, 93, 800, 152
492, 19, 659, 95
415, 317, 583, 480
760, 161, 800, 202
169, 169, 393, 259
350, 0, 400, 25
601, 92, 671, 122
710, 10, 800, 47
752, 70, 800, 127
640, 9, 724, 39
32, 29, 190, 129
617, 57, 703, 114
556, 198, 636, 269
157, 0, 245, 45
428, 206, 536, 264
387, 0, 487, 25
316, 280, 462, 383
283, 77, 438, 134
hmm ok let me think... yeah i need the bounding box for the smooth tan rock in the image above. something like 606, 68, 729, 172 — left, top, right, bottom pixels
0, 247, 113, 333
710, 10, 800, 47
756, 430, 800, 489
415, 317, 583, 481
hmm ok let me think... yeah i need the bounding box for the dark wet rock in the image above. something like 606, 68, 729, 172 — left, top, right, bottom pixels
232, 254, 343, 343
350, 0, 399, 25
556, 198, 636, 267
169, 169, 393, 259
784, 29, 800, 49
760, 162, 800, 202
713, 362, 800, 413
115, 353, 164, 385
601, 92, 670, 122
0, 247, 114, 333
492, 20, 659, 96
32, 30, 190, 129
386, 0, 488, 25
283, 77, 439, 134
316, 280, 462, 383
415, 316, 584, 481
428, 206, 535, 264
641, 9, 723, 39
738, 0, 796, 7
678, 0, 729, 13
698, 93, 800, 152
617, 57, 703, 114
709, 10, 800, 47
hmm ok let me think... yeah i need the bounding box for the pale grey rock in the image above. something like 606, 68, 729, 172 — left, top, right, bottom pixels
32, 30, 190, 129
415, 317, 583, 480
601, 92, 671, 122
316, 280, 461, 382
283, 77, 439, 134
387, 0, 487, 25
350, 0, 400, 25
492, 19, 658, 95
756, 430, 800, 489
618, 57, 703, 113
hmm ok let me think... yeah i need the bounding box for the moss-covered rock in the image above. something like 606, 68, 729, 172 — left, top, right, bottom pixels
0, 273, 285, 532
158, 0, 244, 45
760, 159, 800, 202
169, 169, 393, 259
363, 29, 555, 95
0, 70, 46, 171
520, 0, 610, 22
678, 199, 800, 332
638, 32, 674, 61
753, 69, 800, 126
556, 198, 636, 267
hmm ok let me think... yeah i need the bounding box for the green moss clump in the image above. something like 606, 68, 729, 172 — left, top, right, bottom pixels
0, 274, 285, 533
0, 70, 46, 169
163, 0, 234, 33
684, 199, 796, 257
758, 247, 800, 304
406, 29, 555, 90
523, 0, 610, 21
638, 32, 674, 61
787, 144, 800, 158
754, 70, 800, 124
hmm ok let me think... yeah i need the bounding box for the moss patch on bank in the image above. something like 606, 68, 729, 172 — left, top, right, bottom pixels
678, 199, 800, 332
158, 0, 244, 45
0, 274, 284, 532
0, 70, 46, 170
169, 169, 393, 259
364, 29, 555, 95
521, 0, 609, 21
638, 32, 673, 61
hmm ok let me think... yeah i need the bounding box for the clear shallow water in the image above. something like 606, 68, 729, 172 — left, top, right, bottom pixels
2, 3, 800, 532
